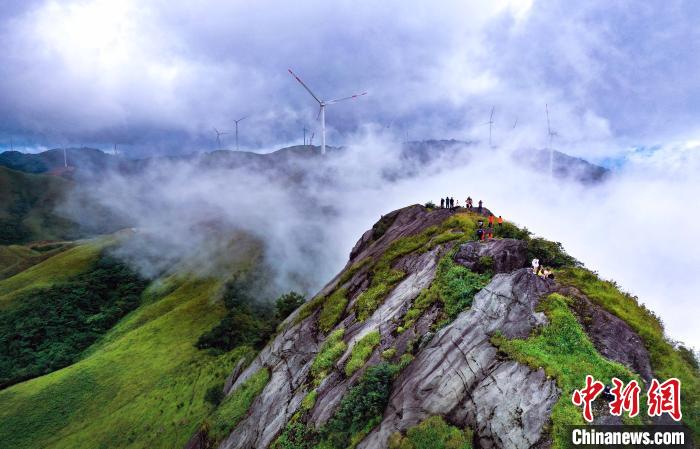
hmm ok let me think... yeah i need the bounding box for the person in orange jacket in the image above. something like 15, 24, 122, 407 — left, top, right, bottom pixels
497, 215, 503, 227
488, 214, 494, 227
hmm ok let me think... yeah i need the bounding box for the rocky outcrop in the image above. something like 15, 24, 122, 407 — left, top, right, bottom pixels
206, 205, 664, 449
357, 270, 559, 449
557, 285, 653, 382
454, 238, 528, 273
218, 311, 323, 449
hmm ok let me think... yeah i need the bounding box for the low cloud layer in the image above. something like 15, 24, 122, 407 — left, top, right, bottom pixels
63, 136, 700, 348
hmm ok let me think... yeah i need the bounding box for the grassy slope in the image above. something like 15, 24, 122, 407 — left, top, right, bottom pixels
0, 243, 71, 281
0, 271, 248, 449
557, 268, 700, 437
0, 239, 109, 307
493, 294, 642, 449
0, 166, 78, 244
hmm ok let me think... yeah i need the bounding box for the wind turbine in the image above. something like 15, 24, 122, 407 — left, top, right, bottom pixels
214, 128, 228, 150
303, 126, 307, 146
309, 132, 315, 146
233, 116, 247, 151
545, 104, 558, 179
288, 68, 366, 155
63, 148, 68, 167
482, 106, 495, 148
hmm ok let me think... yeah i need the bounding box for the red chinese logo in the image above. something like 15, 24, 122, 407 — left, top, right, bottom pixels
609, 377, 640, 417
647, 378, 682, 421
572, 375, 604, 422
572, 376, 682, 422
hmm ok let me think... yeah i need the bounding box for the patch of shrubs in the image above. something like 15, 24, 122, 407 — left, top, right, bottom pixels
197, 276, 305, 352
0, 253, 148, 388
204, 383, 225, 406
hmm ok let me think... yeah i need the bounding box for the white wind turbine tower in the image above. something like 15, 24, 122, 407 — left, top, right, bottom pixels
482, 106, 495, 148
545, 104, 558, 179
233, 116, 247, 151
214, 128, 228, 150
288, 68, 367, 155
63, 148, 68, 167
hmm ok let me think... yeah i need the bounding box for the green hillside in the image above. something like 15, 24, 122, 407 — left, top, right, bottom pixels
0, 166, 79, 244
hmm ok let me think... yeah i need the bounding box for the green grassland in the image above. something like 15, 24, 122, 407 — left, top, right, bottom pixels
0, 166, 79, 245
0, 234, 261, 449
0, 239, 110, 307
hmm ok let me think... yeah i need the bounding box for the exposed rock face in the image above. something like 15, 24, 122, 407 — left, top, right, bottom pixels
558, 285, 653, 382
357, 270, 559, 449
218, 313, 324, 449
454, 238, 528, 274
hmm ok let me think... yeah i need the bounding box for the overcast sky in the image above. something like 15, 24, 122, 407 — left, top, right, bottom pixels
1, 0, 699, 157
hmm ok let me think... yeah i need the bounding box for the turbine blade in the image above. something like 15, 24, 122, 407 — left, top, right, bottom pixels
236, 115, 248, 123
316, 106, 322, 120
288, 69, 322, 104
326, 92, 367, 104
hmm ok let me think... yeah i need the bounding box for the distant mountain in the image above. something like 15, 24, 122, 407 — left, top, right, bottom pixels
512, 147, 610, 184
0, 165, 128, 245
0, 142, 610, 186
0, 148, 139, 179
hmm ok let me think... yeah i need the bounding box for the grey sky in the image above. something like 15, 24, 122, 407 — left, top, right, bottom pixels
1, 0, 699, 156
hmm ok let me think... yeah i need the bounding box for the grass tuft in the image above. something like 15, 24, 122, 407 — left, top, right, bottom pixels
319, 288, 348, 333
208, 367, 270, 443
388, 415, 473, 449
345, 331, 381, 377
311, 328, 347, 385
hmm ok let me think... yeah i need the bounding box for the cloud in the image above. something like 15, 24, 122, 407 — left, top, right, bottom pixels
1, 0, 698, 157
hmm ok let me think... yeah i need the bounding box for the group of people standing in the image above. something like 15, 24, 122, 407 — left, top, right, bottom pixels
475, 213, 503, 241
440, 196, 483, 214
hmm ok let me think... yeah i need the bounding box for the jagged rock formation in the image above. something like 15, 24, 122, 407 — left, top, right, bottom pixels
206, 204, 671, 449
359, 270, 557, 449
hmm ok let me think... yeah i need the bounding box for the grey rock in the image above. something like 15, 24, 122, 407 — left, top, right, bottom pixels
218, 312, 323, 449
454, 238, 528, 274
558, 285, 653, 382
357, 269, 558, 449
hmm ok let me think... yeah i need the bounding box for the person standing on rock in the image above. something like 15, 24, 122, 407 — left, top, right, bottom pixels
466, 197, 473, 209
450, 197, 455, 208
478, 200, 483, 214
488, 214, 494, 227
441, 198, 445, 208
498, 215, 503, 227
532, 258, 539, 274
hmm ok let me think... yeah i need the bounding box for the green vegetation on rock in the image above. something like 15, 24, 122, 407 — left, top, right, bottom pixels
345, 331, 381, 377
388, 416, 472, 449
207, 367, 270, 444
492, 293, 642, 449
557, 268, 700, 437
355, 212, 482, 322
311, 328, 347, 384
403, 250, 490, 330
319, 288, 348, 333
321, 362, 399, 448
